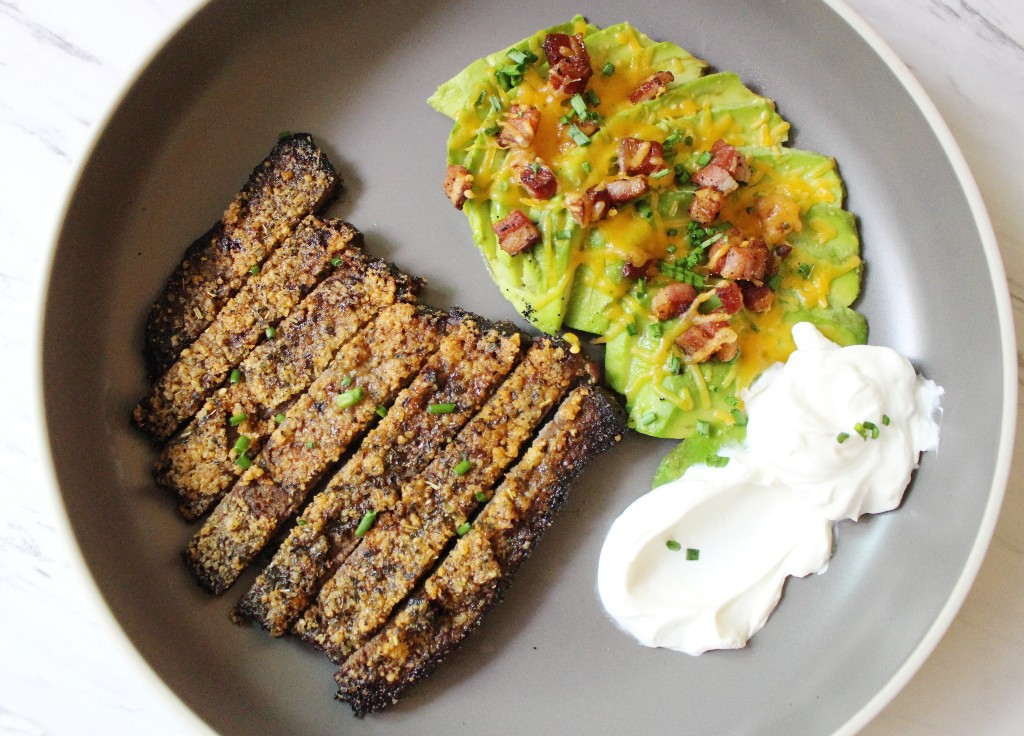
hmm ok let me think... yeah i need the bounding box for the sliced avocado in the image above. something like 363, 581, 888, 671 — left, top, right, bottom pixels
652, 424, 746, 488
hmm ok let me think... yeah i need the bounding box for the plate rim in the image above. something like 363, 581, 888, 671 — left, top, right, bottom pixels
32, 1, 1017, 734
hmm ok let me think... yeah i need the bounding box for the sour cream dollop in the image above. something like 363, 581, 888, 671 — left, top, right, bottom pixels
597, 323, 943, 655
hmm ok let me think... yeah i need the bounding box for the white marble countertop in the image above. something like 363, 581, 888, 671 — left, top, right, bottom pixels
1, 1, 1021, 733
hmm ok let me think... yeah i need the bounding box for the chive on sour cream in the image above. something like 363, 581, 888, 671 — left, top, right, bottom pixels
597, 322, 943, 655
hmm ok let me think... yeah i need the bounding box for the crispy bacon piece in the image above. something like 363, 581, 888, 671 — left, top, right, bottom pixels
651, 282, 697, 321
498, 105, 541, 149
675, 319, 738, 363
542, 33, 592, 96
605, 176, 649, 205
443, 165, 473, 210
707, 238, 772, 283
620, 259, 656, 280
628, 71, 674, 104
689, 187, 724, 225
692, 164, 740, 194
492, 210, 541, 256
692, 139, 751, 195
740, 282, 775, 313
565, 186, 611, 226
618, 138, 666, 176
518, 163, 557, 200
715, 281, 744, 315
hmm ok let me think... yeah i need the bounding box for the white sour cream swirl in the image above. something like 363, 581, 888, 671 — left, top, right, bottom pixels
597, 323, 943, 655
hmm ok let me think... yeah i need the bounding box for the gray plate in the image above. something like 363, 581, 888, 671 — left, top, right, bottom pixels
40, 0, 1015, 734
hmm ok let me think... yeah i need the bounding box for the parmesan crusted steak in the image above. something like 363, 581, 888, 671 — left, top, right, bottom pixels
335, 385, 625, 715
154, 249, 420, 521
144, 133, 337, 378
134, 216, 358, 441
236, 312, 528, 635
293, 338, 596, 663
184, 303, 445, 594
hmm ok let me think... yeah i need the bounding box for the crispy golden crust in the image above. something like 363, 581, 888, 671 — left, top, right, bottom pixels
133, 217, 357, 441
153, 249, 421, 521
144, 134, 338, 378
236, 313, 528, 635
335, 385, 625, 715
293, 338, 594, 662
184, 303, 445, 594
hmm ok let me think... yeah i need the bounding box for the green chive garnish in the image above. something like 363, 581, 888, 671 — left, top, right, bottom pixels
265, 326, 276, 339
698, 294, 723, 314
662, 132, 681, 148
882, 414, 891, 426
376, 405, 388, 418
278, 131, 292, 140
555, 230, 573, 240
273, 413, 286, 424
229, 368, 242, 384
635, 200, 653, 219
647, 322, 663, 339
695, 420, 711, 437
650, 168, 671, 179
335, 387, 364, 409
686, 548, 700, 561
235, 454, 251, 469
667, 355, 682, 374
705, 454, 729, 468
474, 491, 488, 503
696, 150, 712, 167
684, 135, 694, 146
341, 376, 352, 387
567, 124, 591, 146
482, 124, 501, 136
296, 517, 307, 527
475, 89, 487, 106
570, 94, 588, 116
855, 422, 868, 439
330, 257, 343, 267
354, 511, 377, 537
585, 89, 601, 107
640, 411, 658, 426
625, 321, 638, 337
228, 412, 247, 426
602, 61, 616, 76
428, 402, 457, 414
666, 228, 679, 236
305, 439, 316, 449
456, 522, 472, 536
248, 264, 260, 276
581, 161, 592, 175
863, 420, 880, 439
798, 262, 814, 279
489, 95, 501, 112
233, 435, 251, 454
666, 540, 682, 552
454, 459, 472, 476
837, 432, 850, 444
730, 409, 748, 427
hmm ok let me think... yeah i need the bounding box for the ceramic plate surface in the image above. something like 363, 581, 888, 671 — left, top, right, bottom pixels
41, 1, 1014, 734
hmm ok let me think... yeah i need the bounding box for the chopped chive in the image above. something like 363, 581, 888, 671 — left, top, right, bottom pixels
696, 150, 712, 167
767, 273, 783, 291
584, 89, 601, 107
489, 95, 501, 112
567, 124, 591, 147
482, 124, 501, 136
229, 368, 242, 384
265, 326, 276, 339
330, 256, 343, 267
248, 264, 260, 276
882, 414, 891, 426
555, 230, 573, 240
454, 459, 472, 476
686, 548, 700, 561
647, 322, 663, 339
305, 439, 316, 449
570, 94, 589, 116
695, 420, 711, 437
666, 244, 677, 254
674, 163, 691, 183
456, 522, 472, 536
666, 228, 679, 236
640, 411, 658, 426
506, 48, 536, 65
837, 432, 850, 444
235, 454, 251, 469
662, 132, 682, 149
625, 321, 638, 337
854, 422, 868, 439
273, 413, 286, 424
559, 114, 572, 125
863, 420, 880, 439
684, 135, 694, 146
354, 510, 377, 537
228, 412, 247, 426
636, 278, 648, 298
635, 199, 653, 219
705, 454, 729, 468
650, 168, 671, 180
475, 89, 487, 106
798, 262, 814, 279
698, 294, 723, 314
428, 402, 457, 414
667, 355, 682, 374
730, 408, 748, 427
375, 405, 388, 418
725, 395, 739, 407
341, 376, 352, 387
296, 517, 307, 527
335, 387, 364, 409
602, 61, 615, 76
474, 491, 488, 503
278, 130, 292, 140
666, 540, 682, 552
581, 161, 592, 175
233, 435, 251, 454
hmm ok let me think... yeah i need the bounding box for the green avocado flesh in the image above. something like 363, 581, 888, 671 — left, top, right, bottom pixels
430, 18, 867, 483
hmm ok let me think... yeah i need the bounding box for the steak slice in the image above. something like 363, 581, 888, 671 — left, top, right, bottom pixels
133, 216, 358, 441
154, 250, 420, 521
144, 133, 337, 377
236, 313, 528, 635
184, 302, 445, 594
335, 385, 625, 715
293, 338, 595, 662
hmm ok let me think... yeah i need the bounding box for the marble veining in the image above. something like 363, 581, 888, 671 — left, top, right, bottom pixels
1, 1, 1021, 734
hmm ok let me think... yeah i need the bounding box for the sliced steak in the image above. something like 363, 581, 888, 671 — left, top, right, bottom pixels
134, 217, 358, 441
154, 250, 420, 521
144, 134, 337, 377
184, 302, 445, 594
236, 313, 528, 635
293, 338, 594, 662
335, 385, 625, 715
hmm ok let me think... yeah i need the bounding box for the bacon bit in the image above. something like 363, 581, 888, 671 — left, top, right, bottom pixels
492, 210, 541, 256
618, 138, 666, 176
715, 282, 744, 314
773, 243, 793, 260
740, 282, 775, 313
692, 164, 739, 194
754, 193, 803, 244
565, 186, 611, 226
651, 282, 697, 320
707, 239, 772, 283
676, 319, 738, 363
443, 164, 473, 210
542, 33, 592, 97
620, 259, 656, 280
689, 187, 724, 225
605, 176, 650, 205
518, 163, 557, 199
498, 105, 541, 149
628, 71, 674, 104
709, 139, 751, 183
